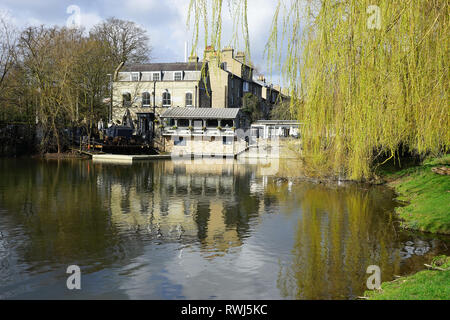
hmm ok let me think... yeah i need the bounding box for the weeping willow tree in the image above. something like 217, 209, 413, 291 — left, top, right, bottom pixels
189, 0, 449, 180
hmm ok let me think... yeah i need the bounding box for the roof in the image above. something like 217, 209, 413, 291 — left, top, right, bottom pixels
252, 77, 269, 88
160, 107, 241, 119
251, 120, 301, 126
122, 62, 205, 72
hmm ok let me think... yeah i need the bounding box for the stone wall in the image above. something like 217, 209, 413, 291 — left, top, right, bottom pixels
162, 135, 247, 157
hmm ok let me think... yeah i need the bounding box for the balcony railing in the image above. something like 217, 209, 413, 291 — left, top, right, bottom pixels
162, 127, 235, 136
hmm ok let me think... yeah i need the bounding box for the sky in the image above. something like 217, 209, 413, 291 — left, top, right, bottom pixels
0, 0, 284, 85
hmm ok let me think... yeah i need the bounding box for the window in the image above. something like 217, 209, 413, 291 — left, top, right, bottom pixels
131, 73, 140, 81
174, 71, 182, 81
142, 92, 151, 106
152, 72, 160, 81
193, 119, 203, 128
243, 81, 249, 92
174, 137, 186, 146
223, 136, 232, 145
162, 92, 171, 106
185, 92, 193, 107
222, 119, 233, 127
122, 93, 131, 107
206, 119, 218, 128
221, 62, 227, 71
178, 119, 189, 127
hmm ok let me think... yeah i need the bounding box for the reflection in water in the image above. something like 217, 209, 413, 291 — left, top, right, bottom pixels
0, 158, 448, 299
275, 184, 399, 299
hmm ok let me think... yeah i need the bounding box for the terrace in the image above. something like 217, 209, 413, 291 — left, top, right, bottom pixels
160, 107, 242, 137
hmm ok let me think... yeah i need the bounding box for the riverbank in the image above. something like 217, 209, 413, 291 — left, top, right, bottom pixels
364, 157, 450, 300
365, 256, 450, 300
378, 155, 450, 235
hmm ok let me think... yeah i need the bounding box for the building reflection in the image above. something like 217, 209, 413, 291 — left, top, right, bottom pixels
101, 159, 261, 256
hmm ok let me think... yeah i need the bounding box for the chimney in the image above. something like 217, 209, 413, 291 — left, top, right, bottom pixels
204, 45, 215, 61
222, 47, 234, 60
257, 74, 265, 83
235, 51, 245, 62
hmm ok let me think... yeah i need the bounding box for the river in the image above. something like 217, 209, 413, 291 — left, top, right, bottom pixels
0, 158, 448, 299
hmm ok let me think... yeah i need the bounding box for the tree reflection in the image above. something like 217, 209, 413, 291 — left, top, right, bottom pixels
0, 159, 131, 267
276, 183, 401, 299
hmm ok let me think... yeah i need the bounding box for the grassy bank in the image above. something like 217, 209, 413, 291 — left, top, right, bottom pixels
378, 155, 450, 234
365, 256, 450, 300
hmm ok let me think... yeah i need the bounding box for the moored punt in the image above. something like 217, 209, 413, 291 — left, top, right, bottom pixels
92, 154, 171, 164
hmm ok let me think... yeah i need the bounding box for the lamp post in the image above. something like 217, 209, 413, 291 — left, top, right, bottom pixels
152, 80, 156, 139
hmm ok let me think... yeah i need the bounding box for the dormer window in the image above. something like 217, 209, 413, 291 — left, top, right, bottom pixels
174, 71, 182, 81
131, 72, 140, 81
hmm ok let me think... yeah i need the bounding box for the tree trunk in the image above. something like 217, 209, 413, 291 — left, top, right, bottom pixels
52, 118, 61, 154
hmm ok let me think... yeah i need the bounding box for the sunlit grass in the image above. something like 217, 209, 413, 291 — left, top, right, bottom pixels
366, 256, 450, 300
366, 270, 450, 300
386, 155, 450, 234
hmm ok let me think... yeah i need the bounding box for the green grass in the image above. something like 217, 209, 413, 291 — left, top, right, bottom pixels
366, 256, 450, 300
381, 155, 450, 234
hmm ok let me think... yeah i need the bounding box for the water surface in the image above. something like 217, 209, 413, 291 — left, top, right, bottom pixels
0, 158, 448, 299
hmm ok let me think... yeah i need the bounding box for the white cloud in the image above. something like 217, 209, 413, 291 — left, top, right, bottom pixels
0, 0, 286, 86
79, 12, 102, 31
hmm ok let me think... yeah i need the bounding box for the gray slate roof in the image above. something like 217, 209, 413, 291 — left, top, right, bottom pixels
122, 62, 204, 72
160, 107, 241, 119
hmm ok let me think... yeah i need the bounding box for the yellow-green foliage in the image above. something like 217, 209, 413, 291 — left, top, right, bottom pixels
189, 0, 449, 181
272, 0, 449, 180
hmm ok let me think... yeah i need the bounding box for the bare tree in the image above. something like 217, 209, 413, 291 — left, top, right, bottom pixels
73, 37, 113, 143
90, 17, 151, 65
0, 13, 18, 101
18, 26, 83, 153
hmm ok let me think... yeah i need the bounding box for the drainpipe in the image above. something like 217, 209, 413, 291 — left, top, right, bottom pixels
195, 85, 198, 108
153, 80, 156, 139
